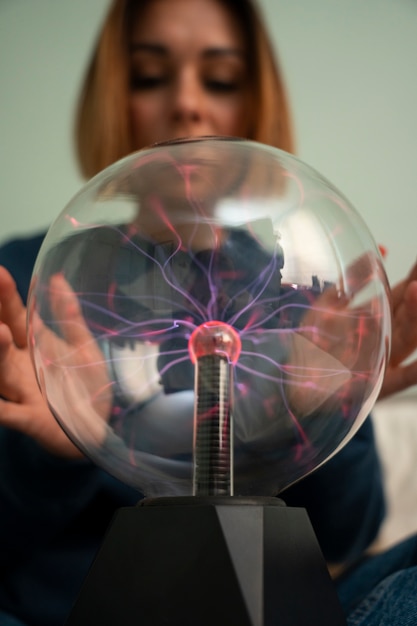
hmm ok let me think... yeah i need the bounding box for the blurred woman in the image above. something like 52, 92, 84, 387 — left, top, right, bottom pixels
0, 1, 417, 625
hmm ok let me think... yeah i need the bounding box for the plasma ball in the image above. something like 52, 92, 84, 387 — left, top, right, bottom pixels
27, 137, 391, 498
188, 321, 242, 364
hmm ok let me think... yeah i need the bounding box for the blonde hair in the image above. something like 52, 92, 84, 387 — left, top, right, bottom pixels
75, 0, 296, 179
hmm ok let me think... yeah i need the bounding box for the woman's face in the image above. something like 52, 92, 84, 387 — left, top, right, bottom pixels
129, 0, 251, 149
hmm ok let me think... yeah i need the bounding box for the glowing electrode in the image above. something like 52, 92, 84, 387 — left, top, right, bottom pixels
189, 321, 241, 496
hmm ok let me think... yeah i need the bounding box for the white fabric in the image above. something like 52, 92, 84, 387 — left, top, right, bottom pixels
371, 391, 417, 552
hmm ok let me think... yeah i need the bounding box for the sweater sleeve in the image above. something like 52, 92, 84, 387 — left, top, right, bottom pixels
0, 427, 104, 567
282, 416, 386, 564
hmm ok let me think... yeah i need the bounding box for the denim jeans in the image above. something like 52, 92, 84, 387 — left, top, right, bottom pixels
346, 566, 417, 625
337, 534, 417, 625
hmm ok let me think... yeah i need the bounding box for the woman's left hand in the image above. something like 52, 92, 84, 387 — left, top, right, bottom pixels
379, 260, 417, 399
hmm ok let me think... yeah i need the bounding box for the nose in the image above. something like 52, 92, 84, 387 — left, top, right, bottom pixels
171, 69, 205, 128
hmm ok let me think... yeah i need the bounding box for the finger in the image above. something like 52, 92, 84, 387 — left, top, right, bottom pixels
0, 323, 27, 403
0, 318, 13, 350
390, 279, 405, 312
343, 252, 381, 295
404, 278, 417, 310
0, 266, 27, 348
390, 280, 417, 366
406, 259, 417, 283
391, 260, 417, 311
379, 360, 417, 400
48, 274, 95, 348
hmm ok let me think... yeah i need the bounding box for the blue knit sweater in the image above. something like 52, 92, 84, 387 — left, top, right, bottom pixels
0, 233, 385, 626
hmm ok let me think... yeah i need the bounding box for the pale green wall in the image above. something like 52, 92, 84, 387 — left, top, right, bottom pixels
1, 0, 416, 284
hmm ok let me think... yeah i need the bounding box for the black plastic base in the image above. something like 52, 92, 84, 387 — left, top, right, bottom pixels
65, 497, 346, 626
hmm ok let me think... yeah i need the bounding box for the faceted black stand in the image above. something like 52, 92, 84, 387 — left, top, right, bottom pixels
65, 496, 347, 626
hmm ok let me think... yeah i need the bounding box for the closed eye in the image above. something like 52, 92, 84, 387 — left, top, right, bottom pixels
205, 79, 241, 93
131, 75, 168, 90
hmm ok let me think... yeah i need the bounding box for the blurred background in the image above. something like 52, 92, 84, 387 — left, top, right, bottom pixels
1, 0, 417, 552
1, 0, 416, 286
1, 0, 416, 285
1, 0, 417, 284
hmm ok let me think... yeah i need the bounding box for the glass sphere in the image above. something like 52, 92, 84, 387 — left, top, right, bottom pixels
27, 137, 391, 498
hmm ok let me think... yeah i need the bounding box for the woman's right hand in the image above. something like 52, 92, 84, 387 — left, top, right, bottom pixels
0, 265, 107, 459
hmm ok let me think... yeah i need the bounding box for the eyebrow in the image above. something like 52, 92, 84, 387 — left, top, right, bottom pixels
130, 43, 245, 59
